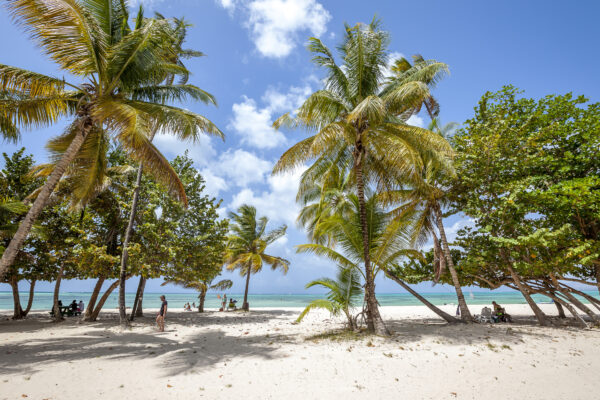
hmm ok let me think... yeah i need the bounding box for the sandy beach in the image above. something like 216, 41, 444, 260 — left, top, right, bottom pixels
1, 304, 599, 400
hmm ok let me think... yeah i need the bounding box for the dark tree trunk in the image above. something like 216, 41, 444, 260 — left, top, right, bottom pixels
135, 277, 146, 317
23, 279, 36, 316
550, 275, 600, 323
385, 270, 462, 323
561, 285, 600, 312
88, 279, 120, 322
433, 203, 472, 321
507, 265, 548, 326
9, 276, 24, 320
52, 266, 64, 322
199, 288, 207, 312
595, 264, 600, 297
553, 296, 566, 318
353, 153, 389, 336
544, 291, 588, 328
242, 266, 251, 311
130, 276, 146, 320
0, 117, 92, 278
84, 277, 105, 321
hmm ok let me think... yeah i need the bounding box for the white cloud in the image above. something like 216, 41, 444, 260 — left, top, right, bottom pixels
229, 83, 312, 149
153, 133, 216, 167
216, 149, 273, 186
406, 114, 424, 128
230, 166, 306, 226
217, 0, 331, 58
200, 167, 229, 196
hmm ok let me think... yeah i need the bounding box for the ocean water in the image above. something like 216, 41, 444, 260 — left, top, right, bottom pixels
1, 290, 598, 311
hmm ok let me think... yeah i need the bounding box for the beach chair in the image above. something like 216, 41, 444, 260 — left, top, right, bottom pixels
476, 307, 492, 323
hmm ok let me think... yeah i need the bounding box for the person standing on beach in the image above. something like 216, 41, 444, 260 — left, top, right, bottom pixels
156, 295, 168, 332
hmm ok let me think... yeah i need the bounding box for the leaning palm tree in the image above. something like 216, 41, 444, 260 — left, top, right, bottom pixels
384, 118, 473, 321
224, 204, 289, 311
163, 277, 233, 312
273, 20, 451, 335
296, 265, 363, 330
0, 1, 223, 295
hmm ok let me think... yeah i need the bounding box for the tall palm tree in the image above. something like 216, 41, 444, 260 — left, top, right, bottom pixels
273, 20, 451, 335
384, 119, 473, 320
0, 1, 223, 291
224, 205, 289, 311
296, 265, 363, 330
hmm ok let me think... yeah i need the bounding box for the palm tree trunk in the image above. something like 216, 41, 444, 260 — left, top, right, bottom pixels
84, 277, 105, 321
9, 276, 24, 320
130, 276, 146, 320
52, 266, 65, 322
88, 279, 120, 322
432, 203, 472, 321
353, 153, 389, 336
507, 265, 548, 326
23, 279, 36, 316
0, 118, 92, 278
135, 277, 146, 317
385, 270, 462, 323
199, 288, 207, 312
242, 266, 251, 311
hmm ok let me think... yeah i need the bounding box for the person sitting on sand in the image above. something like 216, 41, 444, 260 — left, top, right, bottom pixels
492, 301, 512, 323
156, 295, 168, 332
228, 298, 237, 310
70, 300, 78, 312
78, 300, 84, 312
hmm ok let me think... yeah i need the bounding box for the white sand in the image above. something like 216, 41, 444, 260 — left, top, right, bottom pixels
1, 304, 599, 400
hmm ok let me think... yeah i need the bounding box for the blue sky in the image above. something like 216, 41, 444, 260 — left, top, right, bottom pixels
1, 0, 599, 295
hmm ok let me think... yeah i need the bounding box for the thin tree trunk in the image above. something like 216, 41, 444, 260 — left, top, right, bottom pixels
242, 266, 251, 311
23, 279, 36, 316
199, 288, 206, 312
432, 203, 472, 321
118, 129, 156, 326
0, 118, 92, 278
552, 293, 566, 318
52, 266, 64, 322
130, 276, 146, 320
545, 291, 588, 328
84, 277, 105, 321
88, 279, 120, 322
385, 270, 462, 323
353, 155, 389, 336
135, 277, 146, 317
9, 276, 24, 320
595, 264, 600, 297
561, 285, 600, 312
550, 274, 600, 322
507, 265, 548, 326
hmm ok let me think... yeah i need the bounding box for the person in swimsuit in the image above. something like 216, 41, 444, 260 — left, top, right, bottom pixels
156, 295, 168, 332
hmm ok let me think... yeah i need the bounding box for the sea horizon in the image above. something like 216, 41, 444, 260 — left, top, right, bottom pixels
2, 290, 598, 311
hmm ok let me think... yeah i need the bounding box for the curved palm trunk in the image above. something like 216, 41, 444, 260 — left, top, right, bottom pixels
385, 270, 462, 323
9, 276, 24, 319
199, 288, 207, 312
507, 265, 548, 326
0, 118, 92, 278
23, 279, 36, 316
84, 277, 105, 321
432, 203, 472, 321
52, 266, 65, 322
353, 153, 389, 336
88, 279, 120, 322
242, 266, 251, 311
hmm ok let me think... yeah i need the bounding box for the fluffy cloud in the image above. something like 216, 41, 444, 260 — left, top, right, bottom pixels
229, 83, 312, 149
406, 114, 424, 127
217, 0, 331, 58
230, 166, 306, 226
153, 132, 217, 167
215, 149, 273, 186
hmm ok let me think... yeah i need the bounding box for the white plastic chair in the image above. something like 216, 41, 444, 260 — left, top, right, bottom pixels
476, 307, 492, 323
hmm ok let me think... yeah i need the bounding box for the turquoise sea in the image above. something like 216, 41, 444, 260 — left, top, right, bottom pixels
1, 290, 598, 311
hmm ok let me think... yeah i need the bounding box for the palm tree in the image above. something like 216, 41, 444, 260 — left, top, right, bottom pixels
225, 205, 289, 311
296, 266, 363, 330
163, 277, 233, 312
297, 194, 461, 324
273, 20, 451, 335
384, 119, 473, 321
0, 1, 223, 309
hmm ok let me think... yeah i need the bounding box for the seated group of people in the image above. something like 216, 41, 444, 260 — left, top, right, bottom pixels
219, 295, 238, 311
51, 300, 84, 316
183, 302, 196, 311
